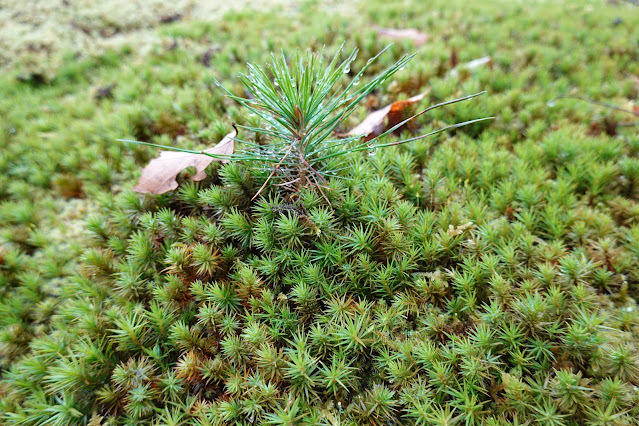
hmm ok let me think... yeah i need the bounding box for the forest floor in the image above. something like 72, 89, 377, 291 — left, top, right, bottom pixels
1, 0, 639, 423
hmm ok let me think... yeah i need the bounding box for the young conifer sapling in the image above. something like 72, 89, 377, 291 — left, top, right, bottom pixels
121, 45, 491, 201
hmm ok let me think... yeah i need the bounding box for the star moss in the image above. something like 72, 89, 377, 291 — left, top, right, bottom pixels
1, 0, 639, 424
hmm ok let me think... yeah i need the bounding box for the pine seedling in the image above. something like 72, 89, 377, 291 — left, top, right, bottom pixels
121, 46, 489, 201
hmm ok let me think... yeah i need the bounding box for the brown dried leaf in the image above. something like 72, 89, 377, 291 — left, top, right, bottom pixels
133, 130, 235, 194
375, 27, 429, 45
340, 90, 429, 140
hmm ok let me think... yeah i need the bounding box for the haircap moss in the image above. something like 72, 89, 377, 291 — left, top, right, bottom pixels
1, 0, 639, 424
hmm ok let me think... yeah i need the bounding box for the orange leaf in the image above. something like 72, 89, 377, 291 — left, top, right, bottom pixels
375, 27, 429, 46
133, 130, 235, 194
340, 91, 429, 141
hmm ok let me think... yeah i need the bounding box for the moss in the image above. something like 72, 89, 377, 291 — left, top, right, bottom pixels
29, 145, 637, 424
1, 0, 639, 424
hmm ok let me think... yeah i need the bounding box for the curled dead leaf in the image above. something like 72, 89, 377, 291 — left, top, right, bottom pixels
340, 90, 430, 141
133, 130, 236, 194
375, 27, 429, 46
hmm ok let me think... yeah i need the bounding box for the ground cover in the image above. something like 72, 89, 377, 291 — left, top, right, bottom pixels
1, 0, 639, 424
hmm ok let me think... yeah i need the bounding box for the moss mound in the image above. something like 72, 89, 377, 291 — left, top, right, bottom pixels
1, 0, 639, 424
7, 138, 639, 424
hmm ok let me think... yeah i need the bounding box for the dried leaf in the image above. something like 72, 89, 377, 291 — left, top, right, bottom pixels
375, 27, 428, 45
133, 131, 235, 194
340, 90, 430, 140
449, 56, 493, 77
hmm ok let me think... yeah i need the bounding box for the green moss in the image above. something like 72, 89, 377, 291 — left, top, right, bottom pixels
1, 0, 639, 424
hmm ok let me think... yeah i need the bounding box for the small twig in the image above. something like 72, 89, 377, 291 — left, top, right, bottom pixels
298, 154, 328, 183
309, 170, 331, 205
274, 178, 301, 187
297, 151, 333, 203
303, 173, 314, 188
252, 144, 295, 201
